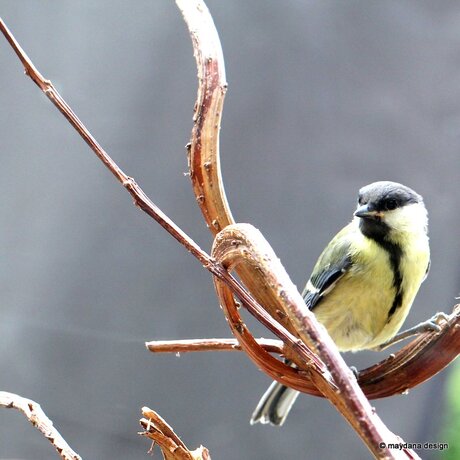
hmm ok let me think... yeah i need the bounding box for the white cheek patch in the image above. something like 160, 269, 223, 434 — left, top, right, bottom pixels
383, 203, 428, 233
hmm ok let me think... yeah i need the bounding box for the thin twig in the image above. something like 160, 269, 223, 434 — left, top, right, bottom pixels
0, 17, 208, 267
146, 337, 285, 355
0, 391, 81, 460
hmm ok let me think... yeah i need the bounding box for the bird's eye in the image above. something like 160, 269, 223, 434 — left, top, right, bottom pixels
385, 199, 398, 211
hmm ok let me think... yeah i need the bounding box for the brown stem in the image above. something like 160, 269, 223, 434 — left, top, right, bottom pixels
176, 0, 308, 345
176, 0, 459, 433
175, 0, 233, 234
357, 306, 460, 398
145, 338, 285, 355
140, 407, 211, 460
2, 5, 457, 406
144, 302, 460, 400
0, 16, 293, 358
2, 7, 319, 338
1, 5, 458, 459
0, 391, 81, 460
212, 224, 416, 459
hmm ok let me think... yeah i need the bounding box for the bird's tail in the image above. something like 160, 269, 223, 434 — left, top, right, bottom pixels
250, 381, 300, 426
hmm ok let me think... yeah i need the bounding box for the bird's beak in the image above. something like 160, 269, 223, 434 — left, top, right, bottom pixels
354, 205, 383, 219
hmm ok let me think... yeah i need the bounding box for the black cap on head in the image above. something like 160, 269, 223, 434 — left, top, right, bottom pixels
358, 181, 423, 213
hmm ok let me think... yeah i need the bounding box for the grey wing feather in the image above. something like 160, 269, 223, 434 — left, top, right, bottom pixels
302, 233, 354, 310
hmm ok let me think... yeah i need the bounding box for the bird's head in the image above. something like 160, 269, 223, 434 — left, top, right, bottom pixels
354, 181, 428, 237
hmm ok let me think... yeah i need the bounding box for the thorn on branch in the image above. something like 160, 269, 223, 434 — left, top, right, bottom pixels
122, 176, 137, 190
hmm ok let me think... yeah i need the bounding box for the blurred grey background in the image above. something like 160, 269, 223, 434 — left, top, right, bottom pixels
0, 1, 459, 459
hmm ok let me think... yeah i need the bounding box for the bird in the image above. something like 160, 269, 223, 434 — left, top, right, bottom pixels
250, 180, 433, 426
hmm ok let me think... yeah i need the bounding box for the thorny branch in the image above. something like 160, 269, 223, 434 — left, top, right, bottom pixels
0, 1, 459, 459
0, 392, 81, 460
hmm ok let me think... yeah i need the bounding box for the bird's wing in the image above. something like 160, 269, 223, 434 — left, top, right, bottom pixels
302, 227, 354, 311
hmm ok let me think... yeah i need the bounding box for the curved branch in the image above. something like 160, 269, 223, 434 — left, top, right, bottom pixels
2, 4, 457, 459
212, 224, 415, 459
0, 392, 81, 460
177, 0, 459, 401
0, 11, 319, 392
176, 0, 302, 341
175, 0, 233, 233
144, 305, 460, 399
357, 305, 460, 398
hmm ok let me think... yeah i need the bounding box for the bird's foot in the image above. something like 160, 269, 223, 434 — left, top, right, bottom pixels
372, 312, 449, 352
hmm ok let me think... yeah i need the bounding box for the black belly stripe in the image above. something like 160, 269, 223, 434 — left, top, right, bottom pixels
359, 219, 404, 320
384, 242, 403, 319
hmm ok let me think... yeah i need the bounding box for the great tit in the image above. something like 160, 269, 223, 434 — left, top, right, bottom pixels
251, 181, 431, 426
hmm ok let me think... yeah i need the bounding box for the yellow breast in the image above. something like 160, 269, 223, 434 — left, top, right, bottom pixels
313, 228, 429, 352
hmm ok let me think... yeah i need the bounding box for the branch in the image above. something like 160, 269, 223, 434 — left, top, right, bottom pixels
0, 9, 325, 394
145, 300, 460, 400
175, 0, 458, 456
146, 337, 285, 355
2, 5, 458, 459
212, 224, 417, 459
357, 304, 460, 398
176, 0, 458, 441
0, 391, 81, 460
0, 11, 310, 379
176, 0, 306, 345
0, 10, 337, 452
175, 0, 233, 234
140, 407, 210, 460
3, 3, 456, 407
0, 18, 210, 268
